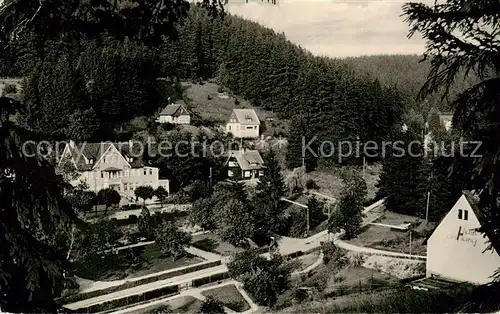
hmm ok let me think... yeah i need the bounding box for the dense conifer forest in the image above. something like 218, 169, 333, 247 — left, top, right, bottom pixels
342, 54, 476, 113
1, 6, 410, 148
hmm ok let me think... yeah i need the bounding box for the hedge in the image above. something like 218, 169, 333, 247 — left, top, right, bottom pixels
120, 204, 143, 211
109, 210, 188, 226
192, 271, 229, 287
69, 284, 179, 313
58, 260, 222, 305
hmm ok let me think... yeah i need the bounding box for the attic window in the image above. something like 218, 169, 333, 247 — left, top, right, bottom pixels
88, 159, 94, 164
245, 115, 252, 122
458, 209, 468, 220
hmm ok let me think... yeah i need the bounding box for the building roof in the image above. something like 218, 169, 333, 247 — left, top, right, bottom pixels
229, 109, 261, 125
63, 142, 146, 171
440, 114, 453, 121
102, 166, 122, 171
159, 102, 189, 116
462, 190, 487, 226
227, 149, 265, 170
423, 190, 490, 246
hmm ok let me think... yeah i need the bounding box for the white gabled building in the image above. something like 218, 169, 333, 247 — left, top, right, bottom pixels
426, 191, 500, 284
58, 141, 169, 203
226, 109, 260, 139
157, 101, 191, 125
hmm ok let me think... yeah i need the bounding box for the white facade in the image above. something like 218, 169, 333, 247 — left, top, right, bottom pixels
60, 142, 169, 203
157, 114, 190, 124
226, 122, 259, 138
426, 194, 500, 284
157, 103, 191, 125
225, 109, 260, 139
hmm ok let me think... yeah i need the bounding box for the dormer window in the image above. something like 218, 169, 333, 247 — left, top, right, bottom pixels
88, 158, 94, 165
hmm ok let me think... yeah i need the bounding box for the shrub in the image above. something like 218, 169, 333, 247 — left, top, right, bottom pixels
192, 238, 218, 252
200, 297, 225, 314
3, 84, 17, 94
305, 179, 318, 189
336, 284, 347, 296
321, 242, 347, 269
234, 99, 240, 105
313, 277, 328, 291
292, 288, 310, 303
348, 252, 366, 267
333, 276, 344, 283
217, 86, 223, 93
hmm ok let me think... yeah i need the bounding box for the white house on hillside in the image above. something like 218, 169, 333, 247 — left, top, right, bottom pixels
426, 191, 500, 284
226, 109, 260, 138
58, 141, 169, 203
157, 101, 190, 125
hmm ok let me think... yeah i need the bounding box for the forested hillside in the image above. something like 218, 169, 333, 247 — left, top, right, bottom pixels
342, 54, 476, 113
3, 6, 407, 161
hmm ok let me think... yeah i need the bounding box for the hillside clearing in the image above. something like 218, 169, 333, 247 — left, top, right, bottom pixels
182, 81, 288, 136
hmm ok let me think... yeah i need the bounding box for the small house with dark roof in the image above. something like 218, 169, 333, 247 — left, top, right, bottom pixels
226, 109, 260, 138
225, 149, 265, 180
426, 191, 500, 284
157, 100, 190, 125
57, 140, 169, 203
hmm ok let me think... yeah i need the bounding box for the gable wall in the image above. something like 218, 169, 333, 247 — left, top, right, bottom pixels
427, 195, 500, 284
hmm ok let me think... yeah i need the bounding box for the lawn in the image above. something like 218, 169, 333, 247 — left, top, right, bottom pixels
192, 232, 245, 256
183, 81, 277, 124
202, 284, 251, 312
75, 243, 204, 281
174, 296, 204, 313
290, 251, 321, 272
276, 261, 400, 311
346, 211, 430, 256
305, 164, 382, 201
272, 283, 474, 314
139, 296, 203, 314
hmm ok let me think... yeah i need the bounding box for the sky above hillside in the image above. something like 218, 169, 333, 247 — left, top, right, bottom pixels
227, 0, 432, 58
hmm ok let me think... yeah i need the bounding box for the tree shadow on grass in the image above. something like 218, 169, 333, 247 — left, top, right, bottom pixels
192, 238, 219, 252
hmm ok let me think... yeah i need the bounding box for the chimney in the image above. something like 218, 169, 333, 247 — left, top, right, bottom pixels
69, 140, 75, 149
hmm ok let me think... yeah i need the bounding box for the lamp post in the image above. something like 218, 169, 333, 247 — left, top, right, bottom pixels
425, 191, 430, 224
306, 205, 310, 236
409, 230, 412, 256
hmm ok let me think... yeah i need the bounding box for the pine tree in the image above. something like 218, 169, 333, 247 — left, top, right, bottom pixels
286, 114, 317, 171
307, 196, 326, 229
253, 150, 287, 239
50, 55, 85, 138
377, 117, 429, 216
